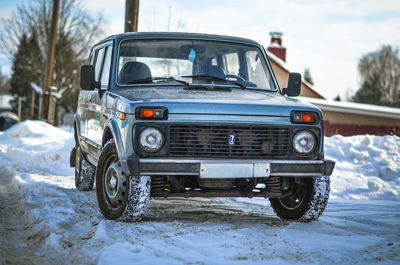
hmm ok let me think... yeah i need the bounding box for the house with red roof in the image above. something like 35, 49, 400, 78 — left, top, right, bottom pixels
266, 32, 400, 136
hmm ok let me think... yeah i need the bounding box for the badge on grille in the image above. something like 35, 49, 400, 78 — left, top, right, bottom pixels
228, 133, 236, 146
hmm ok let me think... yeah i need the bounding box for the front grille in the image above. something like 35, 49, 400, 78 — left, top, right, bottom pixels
169, 125, 290, 158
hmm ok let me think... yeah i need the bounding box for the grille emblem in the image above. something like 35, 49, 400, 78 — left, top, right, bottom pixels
228, 133, 236, 146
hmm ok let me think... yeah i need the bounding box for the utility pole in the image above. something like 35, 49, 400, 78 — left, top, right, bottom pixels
41, 0, 60, 124
125, 0, 139, 32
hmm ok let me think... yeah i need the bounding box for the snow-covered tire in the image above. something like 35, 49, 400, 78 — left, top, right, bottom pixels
96, 139, 151, 222
75, 146, 95, 191
269, 176, 330, 222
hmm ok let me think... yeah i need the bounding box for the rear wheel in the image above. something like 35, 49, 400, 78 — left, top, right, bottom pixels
269, 176, 330, 222
75, 146, 95, 191
96, 140, 151, 221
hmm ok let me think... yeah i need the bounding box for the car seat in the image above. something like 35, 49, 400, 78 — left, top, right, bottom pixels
118, 61, 152, 84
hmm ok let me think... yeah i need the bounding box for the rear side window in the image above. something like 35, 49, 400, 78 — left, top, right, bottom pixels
93, 48, 105, 81
100, 46, 112, 88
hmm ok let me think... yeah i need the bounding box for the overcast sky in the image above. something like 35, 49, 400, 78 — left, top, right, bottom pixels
1, 0, 400, 100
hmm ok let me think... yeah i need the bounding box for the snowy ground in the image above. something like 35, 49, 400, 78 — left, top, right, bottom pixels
0, 121, 399, 265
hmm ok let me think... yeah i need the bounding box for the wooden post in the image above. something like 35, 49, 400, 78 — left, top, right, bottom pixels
30, 90, 35, 118
125, 0, 139, 32
18, 97, 22, 120
41, 0, 60, 124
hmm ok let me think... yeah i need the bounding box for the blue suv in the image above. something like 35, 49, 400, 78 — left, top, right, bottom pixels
70, 32, 335, 222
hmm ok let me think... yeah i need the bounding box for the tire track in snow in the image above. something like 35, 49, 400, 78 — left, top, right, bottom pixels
0, 167, 49, 265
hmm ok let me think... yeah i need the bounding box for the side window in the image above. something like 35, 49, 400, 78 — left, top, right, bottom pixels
246, 50, 269, 88
89, 52, 95, 65
100, 46, 112, 88
94, 48, 105, 81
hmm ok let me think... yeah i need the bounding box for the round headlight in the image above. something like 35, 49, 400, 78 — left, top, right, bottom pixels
139, 127, 164, 153
292, 130, 316, 155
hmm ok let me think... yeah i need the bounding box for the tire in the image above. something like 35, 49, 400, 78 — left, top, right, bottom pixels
269, 176, 330, 222
75, 146, 96, 191
96, 139, 151, 222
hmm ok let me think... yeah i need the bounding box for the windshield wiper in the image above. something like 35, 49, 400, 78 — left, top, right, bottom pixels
154, 76, 231, 91
125, 76, 189, 86
181, 74, 246, 89
126, 75, 234, 91
154, 76, 232, 91
125, 77, 153, 84
152, 76, 189, 86
182, 85, 232, 92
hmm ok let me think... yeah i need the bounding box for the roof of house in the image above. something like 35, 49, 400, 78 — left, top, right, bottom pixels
265, 38, 400, 121
300, 96, 400, 120
266, 51, 326, 99
0, 111, 18, 121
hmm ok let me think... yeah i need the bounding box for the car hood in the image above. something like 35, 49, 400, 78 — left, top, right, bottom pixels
112, 87, 320, 117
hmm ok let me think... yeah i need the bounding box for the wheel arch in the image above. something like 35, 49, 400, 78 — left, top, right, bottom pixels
102, 117, 125, 160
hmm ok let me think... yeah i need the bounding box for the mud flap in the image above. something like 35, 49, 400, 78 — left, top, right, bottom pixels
70, 146, 77, 167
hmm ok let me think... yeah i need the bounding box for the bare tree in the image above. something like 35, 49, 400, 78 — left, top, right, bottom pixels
144, 3, 187, 32
0, 0, 103, 62
352, 45, 400, 107
0, 0, 104, 120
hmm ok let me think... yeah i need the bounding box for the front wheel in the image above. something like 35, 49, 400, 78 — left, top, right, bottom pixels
269, 176, 330, 222
96, 140, 151, 222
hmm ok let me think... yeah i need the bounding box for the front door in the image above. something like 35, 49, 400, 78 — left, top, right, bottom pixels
78, 42, 113, 162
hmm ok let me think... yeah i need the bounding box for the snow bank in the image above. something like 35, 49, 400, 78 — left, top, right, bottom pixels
325, 135, 400, 200
1, 121, 400, 265
0, 120, 74, 175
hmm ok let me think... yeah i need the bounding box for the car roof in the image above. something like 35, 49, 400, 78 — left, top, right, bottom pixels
0, 111, 19, 121
97, 32, 261, 47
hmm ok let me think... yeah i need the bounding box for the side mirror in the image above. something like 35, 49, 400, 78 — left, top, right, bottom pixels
284, 72, 302, 97
80, 65, 100, 90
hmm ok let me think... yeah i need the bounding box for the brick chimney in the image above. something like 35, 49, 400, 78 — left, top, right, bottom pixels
267, 32, 286, 62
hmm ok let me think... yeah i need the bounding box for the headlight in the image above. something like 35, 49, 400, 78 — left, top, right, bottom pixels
139, 127, 164, 153
292, 130, 316, 155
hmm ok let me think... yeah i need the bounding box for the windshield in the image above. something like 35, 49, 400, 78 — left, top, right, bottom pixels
117, 39, 276, 90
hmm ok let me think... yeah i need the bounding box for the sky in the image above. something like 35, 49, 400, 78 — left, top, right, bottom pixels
1, 0, 400, 100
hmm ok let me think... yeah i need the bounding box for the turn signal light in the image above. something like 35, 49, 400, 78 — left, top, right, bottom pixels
136, 107, 168, 120
292, 112, 317, 124
116, 112, 126, 120
141, 109, 155, 118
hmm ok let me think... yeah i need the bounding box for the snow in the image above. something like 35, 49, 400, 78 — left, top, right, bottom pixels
0, 95, 13, 110
326, 134, 400, 200
0, 120, 399, 264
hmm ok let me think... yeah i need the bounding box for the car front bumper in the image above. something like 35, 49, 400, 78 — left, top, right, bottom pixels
122, 158, 335, 178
